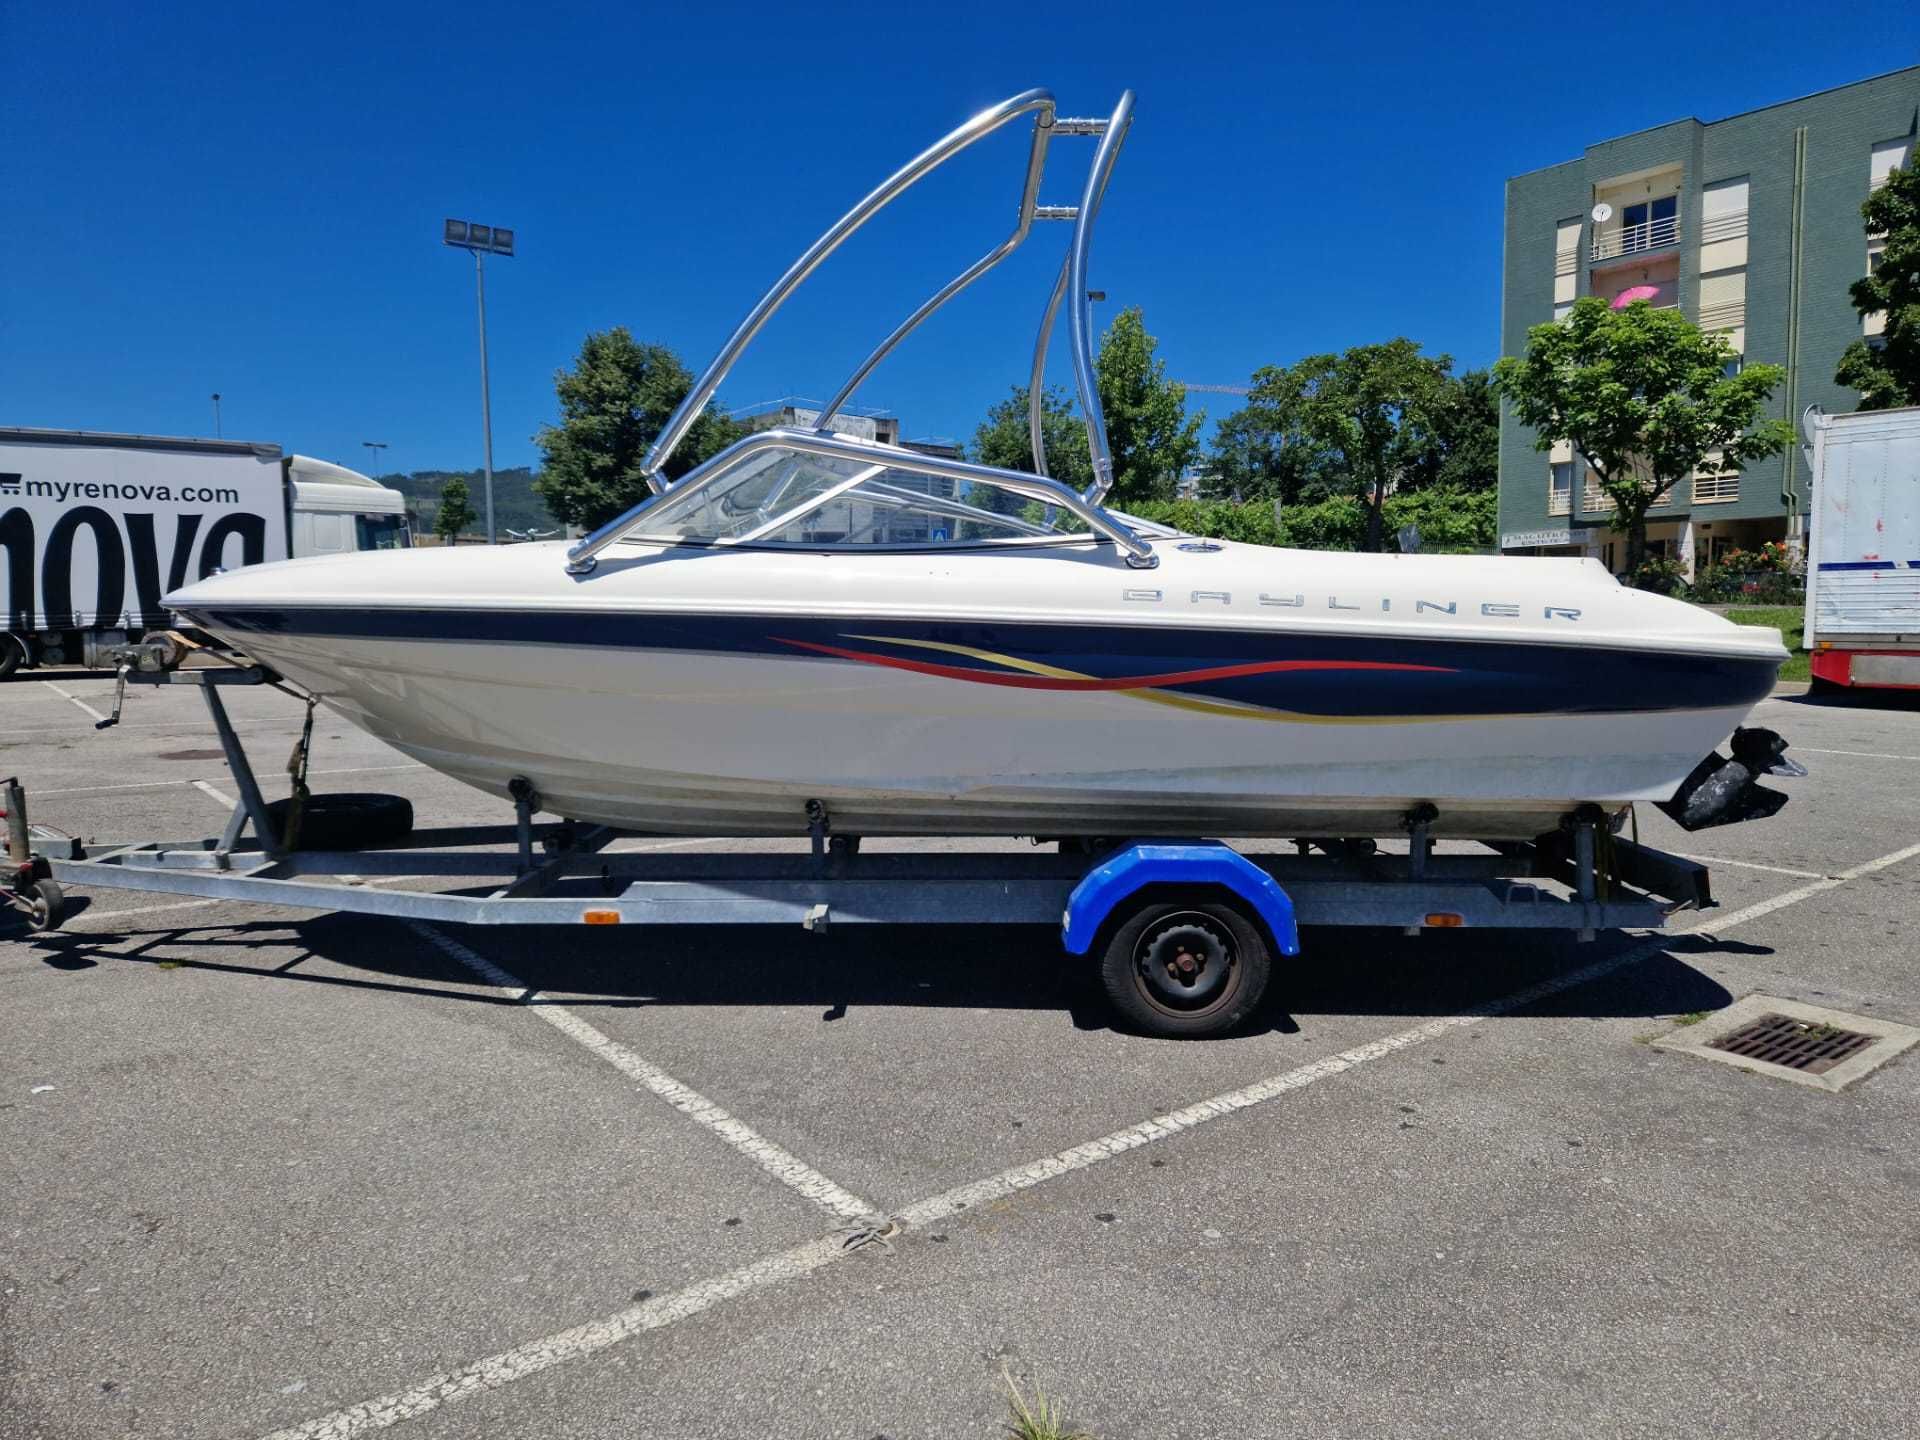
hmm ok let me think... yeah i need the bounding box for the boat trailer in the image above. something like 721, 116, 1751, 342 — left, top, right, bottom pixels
5, 665, 1716, 1038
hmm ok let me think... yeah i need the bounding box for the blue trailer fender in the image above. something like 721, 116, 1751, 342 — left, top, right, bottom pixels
1061, 842, 1301, 957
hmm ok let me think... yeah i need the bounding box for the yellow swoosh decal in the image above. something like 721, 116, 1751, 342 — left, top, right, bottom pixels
841, 633, 1483, 726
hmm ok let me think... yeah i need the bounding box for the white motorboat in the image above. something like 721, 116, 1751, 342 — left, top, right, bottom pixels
166, 89, 1793, 842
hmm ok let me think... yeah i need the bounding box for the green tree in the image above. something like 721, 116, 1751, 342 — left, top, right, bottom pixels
1495, 296, 1792, 577
1094, 307, 1203, 506
533, 327, 744, 529
434, 475, 477, 543
1202, 402, 1338, 505
1204, 355, 1493, 509
1408, 367, 1499, 492
1244, 339, 1451, 552
970, 313, 1201, 508
1835, 148, 1920, 409
970, 383, 1094, 496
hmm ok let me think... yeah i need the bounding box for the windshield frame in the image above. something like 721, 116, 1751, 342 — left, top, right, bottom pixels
606, 427, 1151, 561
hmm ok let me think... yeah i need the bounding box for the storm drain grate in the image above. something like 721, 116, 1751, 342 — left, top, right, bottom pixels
1708, 1013, 1876, 1075
1655, 995, 1920, 1093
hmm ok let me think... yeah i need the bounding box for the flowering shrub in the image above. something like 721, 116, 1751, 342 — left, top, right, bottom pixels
1630, 555, 1689, 594
1691, 541, 1804, 603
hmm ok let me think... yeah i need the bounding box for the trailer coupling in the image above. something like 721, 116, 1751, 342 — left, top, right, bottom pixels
1656, 727, 1806, 833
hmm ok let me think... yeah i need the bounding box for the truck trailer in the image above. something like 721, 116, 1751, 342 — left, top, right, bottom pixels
0, 428, 409, 676
1802, 405, 1920, 692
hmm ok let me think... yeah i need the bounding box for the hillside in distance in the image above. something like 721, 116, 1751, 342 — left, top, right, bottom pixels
376, 467, 563, 536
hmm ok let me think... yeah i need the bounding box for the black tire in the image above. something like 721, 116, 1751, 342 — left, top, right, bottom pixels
25, 878, 65, 931
0, 633, 26, 679
263, 792, 413, 850
1098, 896, 1273, 1038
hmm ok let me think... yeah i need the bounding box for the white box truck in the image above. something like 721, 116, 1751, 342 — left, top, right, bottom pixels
1802, 404, 1920, 692
0, 428, 409, 676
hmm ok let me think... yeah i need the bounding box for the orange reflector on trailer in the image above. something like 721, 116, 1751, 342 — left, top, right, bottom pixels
582, 909, 620, 925
1424, 912, 1465, 928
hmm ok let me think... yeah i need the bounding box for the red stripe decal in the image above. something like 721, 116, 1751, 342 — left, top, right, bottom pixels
772, 637, 1454, 691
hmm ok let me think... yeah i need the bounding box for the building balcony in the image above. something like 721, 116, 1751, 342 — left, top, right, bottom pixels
1581, 481, 1681, 514
1692, 470, 1739, 505
1590, 213, 1680, 262
1548, 490, 1571, 517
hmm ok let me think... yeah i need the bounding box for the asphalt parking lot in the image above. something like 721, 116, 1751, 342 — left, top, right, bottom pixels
4, 671, 1919, 1439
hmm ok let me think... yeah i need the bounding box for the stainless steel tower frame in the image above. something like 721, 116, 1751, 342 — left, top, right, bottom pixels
564, 88, 1150, 576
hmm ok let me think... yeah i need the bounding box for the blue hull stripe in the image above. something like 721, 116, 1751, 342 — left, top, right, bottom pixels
176, 606, 1779, 721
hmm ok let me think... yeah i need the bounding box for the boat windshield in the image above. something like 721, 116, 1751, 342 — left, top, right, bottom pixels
625, 445, 1095, 549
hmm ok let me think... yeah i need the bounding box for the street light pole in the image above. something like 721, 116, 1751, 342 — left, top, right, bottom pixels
442, 219, 514, 545
210, 393, 222, 438
362, 440, 389, 475
474, 249, 495, 545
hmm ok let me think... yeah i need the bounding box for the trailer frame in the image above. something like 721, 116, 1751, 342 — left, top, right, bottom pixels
4, 665, 1716, 1036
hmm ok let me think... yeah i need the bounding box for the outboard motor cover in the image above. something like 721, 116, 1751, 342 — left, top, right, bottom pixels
1656, 728, 1805, 832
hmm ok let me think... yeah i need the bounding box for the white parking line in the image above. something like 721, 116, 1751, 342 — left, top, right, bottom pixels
613, 836, 760, 855
404, 922, 885, 1228
1672, 853, 1828, 879
40, 680, 107, 723
193, 779, 237, 808
260, 1233, 854, 1440
1798, 747, 1920, 762
260, 835, 1920, 1440
35, 764, 424, 799
8, 717, 291, 735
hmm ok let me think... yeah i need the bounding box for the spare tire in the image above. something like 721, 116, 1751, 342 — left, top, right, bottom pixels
263, 792, 413, 850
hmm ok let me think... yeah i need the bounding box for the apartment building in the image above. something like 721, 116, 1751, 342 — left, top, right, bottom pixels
1497, 67, 1918, 574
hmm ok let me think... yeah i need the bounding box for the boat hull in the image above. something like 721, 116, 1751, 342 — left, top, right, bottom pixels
184, 611, 1775, 840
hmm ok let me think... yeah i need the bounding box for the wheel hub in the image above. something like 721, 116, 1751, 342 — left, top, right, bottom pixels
1137, 913, 1234, 1009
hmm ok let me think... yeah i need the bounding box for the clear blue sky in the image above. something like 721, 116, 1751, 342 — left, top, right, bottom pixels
4, 1, 1915, 476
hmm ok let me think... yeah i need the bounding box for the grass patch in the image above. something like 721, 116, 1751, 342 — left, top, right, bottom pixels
1726, 606, 1808, 683
1003, 1367, 1092, 1440
1672, 1010, 1709, 1027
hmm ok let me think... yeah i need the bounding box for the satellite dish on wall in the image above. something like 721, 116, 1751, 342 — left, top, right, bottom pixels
1591, 202, 1614, 224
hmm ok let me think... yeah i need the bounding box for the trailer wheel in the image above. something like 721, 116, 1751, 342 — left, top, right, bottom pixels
1098, 898, 1271, 1038
263, 793, 413, 850
23, 878, 65, 931
0, 632, 26, 680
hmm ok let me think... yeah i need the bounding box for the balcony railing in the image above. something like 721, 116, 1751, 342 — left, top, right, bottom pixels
1584, 484, 1680, 513
1692, 470, 1739, 505
1698, 211, 1748, 244
1548, 489, 1571, 516
1591, 212, 1680, 261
